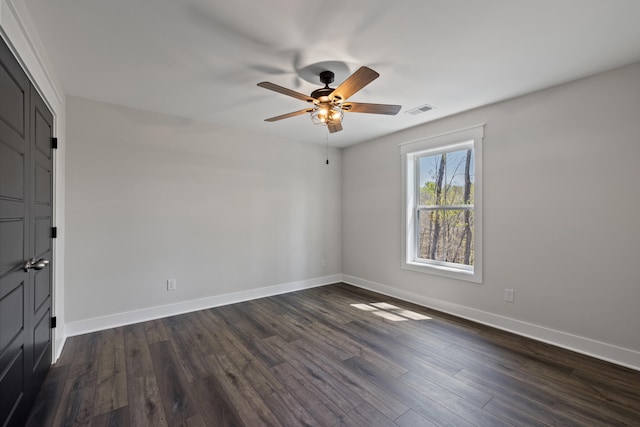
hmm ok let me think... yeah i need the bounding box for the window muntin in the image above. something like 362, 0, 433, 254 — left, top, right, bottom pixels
401, 125, 483, 283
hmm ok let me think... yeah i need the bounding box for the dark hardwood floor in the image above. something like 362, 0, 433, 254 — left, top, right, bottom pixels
27, 283, 640, 426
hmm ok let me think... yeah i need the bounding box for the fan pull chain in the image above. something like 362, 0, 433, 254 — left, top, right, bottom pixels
325, 130, 330, 165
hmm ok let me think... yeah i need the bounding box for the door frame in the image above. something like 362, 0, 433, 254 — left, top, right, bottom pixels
1, 0, 66, 360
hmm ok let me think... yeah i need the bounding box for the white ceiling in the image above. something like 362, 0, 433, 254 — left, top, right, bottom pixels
23, 0, 640, 147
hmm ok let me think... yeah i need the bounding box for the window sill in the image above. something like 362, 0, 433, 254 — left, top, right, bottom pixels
402, 261, 482, 284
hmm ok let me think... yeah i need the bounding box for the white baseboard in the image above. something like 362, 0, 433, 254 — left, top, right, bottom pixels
342, 274, 640, 372
65, 274, 341, 337
53, 328, 66, 362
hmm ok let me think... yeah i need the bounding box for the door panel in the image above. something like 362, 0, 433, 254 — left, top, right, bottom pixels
0, 284, 24, 358
0, 60, 26, 137
28, 65, 54, 410
33, 109, 51, 158
0, 219, 24, 269
34, 164, 50, 204
34, 217, 50, 256
32, 307, 50, 367
0, 35, 30, 427
0, 348, 24, 424
34, 270, 49, 312
0, 36, 54, 427
0, 144, 24, 199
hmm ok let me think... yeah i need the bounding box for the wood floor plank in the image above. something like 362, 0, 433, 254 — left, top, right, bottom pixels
244, 298, 304, 342
66, 333, 100, 388
454, 366, 556, 407
127, 375, 168, 427
206, 351, 283, 427
91, 405, 129, 427
216, 303, 273, 340
27, 283, 640, 426
191, 374, 244, 427
179, 311, 225, 355
48, 334, 100, 426
149, 340, 197, 424
214, 335, 321, 426
398, 369, 511, 427
292, 317, 361, 361
144, 318, 169, 344
52, 380, 96, 427
93, 327, 128, 416
264, 335, 365, 412
398, 369, 491, 410
196, 313, 318, 426
342, 355, 476, 427
231, 358, 320, 427
483, 397, 555, 427
270, 361, 350, 426
395, 409, 439, 427
344, 401, 400, 427
25, 364, 69, 427
341, 319, 464, 377
162, 315, 212, 383
205, 309, 281, 372
288, 338, 410, 420
123, 323, 155, 379
181, 414, 207, 427
53, 334, 80, 366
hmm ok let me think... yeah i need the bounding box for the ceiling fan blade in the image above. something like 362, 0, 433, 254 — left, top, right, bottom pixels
342, 102, 401, 115
257, 82, 315, 103
328, 122, 343, 133
330, 66, 379, 102
264, 108, 315, 122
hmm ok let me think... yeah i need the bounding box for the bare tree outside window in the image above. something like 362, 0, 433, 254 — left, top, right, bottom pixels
417, 148, 474, 266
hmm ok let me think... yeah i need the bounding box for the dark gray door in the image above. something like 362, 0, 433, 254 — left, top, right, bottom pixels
0, 36, 54, 427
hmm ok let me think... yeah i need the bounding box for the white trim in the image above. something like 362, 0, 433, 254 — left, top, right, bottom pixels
342, 274, 640, 372
65, 275, 342, 337
399, 124, 486, 150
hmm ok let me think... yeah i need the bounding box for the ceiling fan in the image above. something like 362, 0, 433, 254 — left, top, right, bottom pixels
257, 66, 401, 133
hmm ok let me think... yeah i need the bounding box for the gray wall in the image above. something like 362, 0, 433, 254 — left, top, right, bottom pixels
65, 96, 342, 323
342, 63, 640, 360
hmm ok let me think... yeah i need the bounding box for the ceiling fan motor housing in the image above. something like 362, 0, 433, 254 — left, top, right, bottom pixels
311, 87, 335, 99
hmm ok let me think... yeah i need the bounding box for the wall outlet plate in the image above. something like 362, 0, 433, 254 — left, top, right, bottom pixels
504, 288, 515, 303
167, 279, 177, 291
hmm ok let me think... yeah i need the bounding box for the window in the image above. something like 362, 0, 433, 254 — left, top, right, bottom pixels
401, 125, 483, 283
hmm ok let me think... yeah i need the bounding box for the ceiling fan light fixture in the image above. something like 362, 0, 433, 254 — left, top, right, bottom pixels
259, 66, 401, 133
311, 105, 343, 125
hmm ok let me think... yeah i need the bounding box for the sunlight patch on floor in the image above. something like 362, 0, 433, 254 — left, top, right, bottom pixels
350, 302, 432, 322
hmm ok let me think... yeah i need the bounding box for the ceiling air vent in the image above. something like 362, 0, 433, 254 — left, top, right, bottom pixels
406, 104, 435, 115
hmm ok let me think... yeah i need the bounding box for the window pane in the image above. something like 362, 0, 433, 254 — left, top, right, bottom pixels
418, 148, 474, 206
418, 209, 474, 266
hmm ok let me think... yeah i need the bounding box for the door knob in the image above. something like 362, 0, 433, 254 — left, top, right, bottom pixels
23, 258, 50, 272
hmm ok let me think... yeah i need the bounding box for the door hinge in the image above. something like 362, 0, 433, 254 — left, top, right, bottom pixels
51, 137, 58, 149
52, 227, 58, 238
51, 317, 57, 328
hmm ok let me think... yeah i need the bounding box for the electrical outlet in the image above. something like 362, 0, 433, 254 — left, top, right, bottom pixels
504, 288, 515, 303
167, 279, 177, 291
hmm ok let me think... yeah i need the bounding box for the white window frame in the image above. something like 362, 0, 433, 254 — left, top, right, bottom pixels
400, 125, 483, 283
